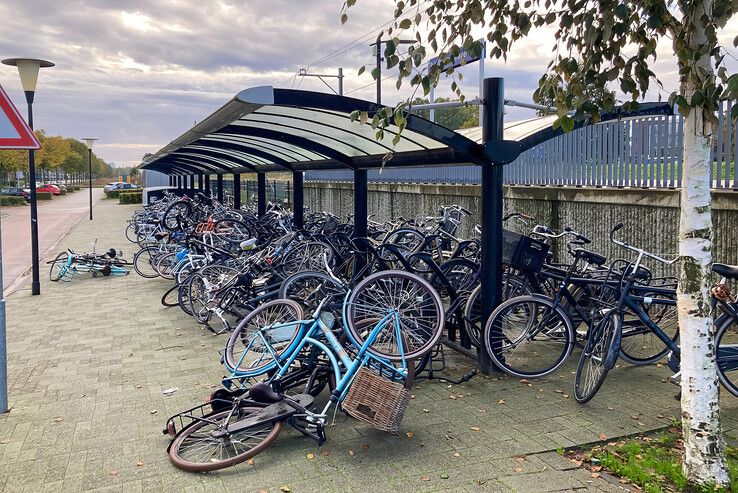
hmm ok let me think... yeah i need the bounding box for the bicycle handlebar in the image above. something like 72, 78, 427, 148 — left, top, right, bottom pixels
610, 223, 679, 265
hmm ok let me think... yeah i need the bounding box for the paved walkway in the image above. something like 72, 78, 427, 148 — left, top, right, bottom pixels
1, 187, 104, 294
0, 198, 736, 492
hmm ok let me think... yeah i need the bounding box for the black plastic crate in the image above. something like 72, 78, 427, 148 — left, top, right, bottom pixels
502, 229, 550, 273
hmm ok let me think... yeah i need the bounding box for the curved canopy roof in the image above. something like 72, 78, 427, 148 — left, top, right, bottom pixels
141, 86, 671, 176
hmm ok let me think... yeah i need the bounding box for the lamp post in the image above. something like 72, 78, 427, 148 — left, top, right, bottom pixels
2, 58, 54, 297
83, 138, 97, 220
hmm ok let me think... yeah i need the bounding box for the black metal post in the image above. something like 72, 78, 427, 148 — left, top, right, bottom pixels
233, 173, 241, 209
375, 34, 382, 104
216, 174, 223, 202
353, 169, 368, 238
177, 175, 182, 189
257, 172, 266, 217
204, 174, 211, 195
479, 77, 505, 374
292, 171, 303, 229
198, 174, 203, 191
88, 148, 93, 220
25, 92, 40, 296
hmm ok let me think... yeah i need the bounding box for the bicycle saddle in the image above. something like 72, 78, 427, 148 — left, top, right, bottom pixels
248, 382, 282, 403
154, 232, 168, 241
713, 263, 738, 280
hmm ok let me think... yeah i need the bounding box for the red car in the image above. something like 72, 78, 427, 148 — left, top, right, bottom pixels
37, 184, 61, 196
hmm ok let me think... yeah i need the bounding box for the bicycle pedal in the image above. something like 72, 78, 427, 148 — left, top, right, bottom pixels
668, 371, 680, 386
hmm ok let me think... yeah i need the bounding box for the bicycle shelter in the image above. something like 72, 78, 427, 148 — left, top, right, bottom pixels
140, 77, 672, 372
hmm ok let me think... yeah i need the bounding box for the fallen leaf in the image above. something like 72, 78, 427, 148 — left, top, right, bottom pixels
410, 394, 416, 399
109, 470, 118, 476
280, 486, 291, 493
554, 389, 564, 394
562, 394, 569, 399
163, 387, 179, 396
135, 385, 142, 389
607, 406, 614, 411
259, 490, 269, 493
591, 465, 602, 472
453, 452, 460, 458
598, 433, 607, 441
514, 456, 526, 463
406, 432, 414, 438
348, 450, 355, 457
440, 472, 449, 479
514, 467, 522, 473
498, 399, 505, 405
571, 459, 583, 466
519, 379, 529, 384
53, 417, 63, 423
619, 479, 630, 484
470, 427, 480, 432
591, 473, 600, 479
321, 449, 331, 457
450, 394, 458, 400
150, 410, 157, 415
306, 453, 314, 460
638, 422, 646, 426
248, 458, 255, 465
422, 409, 429, 413
420, 475, 430, 482
362, 444, 369, 451
630, 415, 639, 420
136, 461, 144, 467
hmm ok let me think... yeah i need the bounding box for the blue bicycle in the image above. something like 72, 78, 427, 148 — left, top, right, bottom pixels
48, 240, 129, 282
164, 269, 444, 472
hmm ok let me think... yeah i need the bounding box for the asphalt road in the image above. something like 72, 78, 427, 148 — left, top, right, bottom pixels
1, 187, 105, 294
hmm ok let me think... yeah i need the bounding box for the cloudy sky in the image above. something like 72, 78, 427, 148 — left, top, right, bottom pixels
0, 1, 736, 167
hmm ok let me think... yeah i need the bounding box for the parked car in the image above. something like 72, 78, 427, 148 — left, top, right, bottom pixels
37, 184, 61, 196
48, 183, 67, 192
104, 182, 139, 192
1, 187, 30, 202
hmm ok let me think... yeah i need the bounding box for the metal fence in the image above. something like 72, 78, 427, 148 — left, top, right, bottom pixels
222, 179, 292, 206
306, 100, 737, 189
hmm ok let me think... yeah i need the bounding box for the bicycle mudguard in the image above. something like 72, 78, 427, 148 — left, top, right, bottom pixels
604, 329, 622, 370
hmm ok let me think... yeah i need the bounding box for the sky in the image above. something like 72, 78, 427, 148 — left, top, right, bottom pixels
0, 0, 736, 168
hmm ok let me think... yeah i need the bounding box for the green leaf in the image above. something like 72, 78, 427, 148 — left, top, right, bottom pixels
371, 67, 380, 80
560, 115, 575, 133
690, 91, 704, 107
359, 112, 368, 125
349, 110, 360, 122
357, 66, 366, 76
728, 74, 738, 93
732, 104, 738, 120
399, 19, 412, 29
340, 13, 348, 24
421, 76, 430, 96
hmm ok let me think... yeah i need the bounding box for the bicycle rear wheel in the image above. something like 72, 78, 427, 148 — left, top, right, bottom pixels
483, 295, 574, 378
168, 406, 281, 472
344, 270, 444, 361
715, 313, 738, 397
619, 297, 678, 365
574, 309, 620, 403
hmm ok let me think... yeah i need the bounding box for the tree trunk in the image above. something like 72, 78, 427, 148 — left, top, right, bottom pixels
677, 1, 729, 484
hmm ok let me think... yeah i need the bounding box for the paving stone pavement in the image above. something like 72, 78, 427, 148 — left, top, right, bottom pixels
0, 198, 737, 492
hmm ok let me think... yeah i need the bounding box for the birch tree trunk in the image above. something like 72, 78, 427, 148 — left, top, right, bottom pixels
677, 0, 729, 484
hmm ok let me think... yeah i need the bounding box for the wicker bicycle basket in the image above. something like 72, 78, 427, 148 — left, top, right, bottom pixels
342, 368, 411, 433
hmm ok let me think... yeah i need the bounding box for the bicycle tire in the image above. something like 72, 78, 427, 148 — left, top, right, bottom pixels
48, 251, 70, 282
168, 406, 281, 472
483, 294, 575, 378
133, 246, 160, 278
124, 223, 138, 243
154, 252, 177, 280
161, 283, 180, 307
162, 200, 192, 231
619, 296, 678, 365
344, 270, 444, 361
214, 218, 253, 244
278, 271, 345, 309
574, 309, 621, 403
715, 313, 738, 397
224, 299, 304, 375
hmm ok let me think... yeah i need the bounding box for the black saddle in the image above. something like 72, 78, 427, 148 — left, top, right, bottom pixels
713, 263, 738, 280
248, 382, 282, 403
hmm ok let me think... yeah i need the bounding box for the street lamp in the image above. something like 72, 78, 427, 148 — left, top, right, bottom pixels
82, 138, 98, 220
1, 58, 54, 296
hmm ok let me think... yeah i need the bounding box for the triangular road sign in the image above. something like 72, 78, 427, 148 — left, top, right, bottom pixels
0, 83, 40, 150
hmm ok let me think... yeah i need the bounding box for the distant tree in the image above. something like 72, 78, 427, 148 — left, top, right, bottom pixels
411, 97, 479, 129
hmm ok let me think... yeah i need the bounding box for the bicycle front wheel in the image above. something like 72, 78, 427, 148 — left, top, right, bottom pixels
483, 295, 574, 378
133, 246, 160, 278
224, 299, 304, 374
49, 252, 70, 281
344, 270, 444, 361
168, 406, 281, 472
574, 309, 621, 403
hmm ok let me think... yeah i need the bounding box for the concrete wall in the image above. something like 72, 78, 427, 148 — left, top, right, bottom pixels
305, 181, 738, 276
